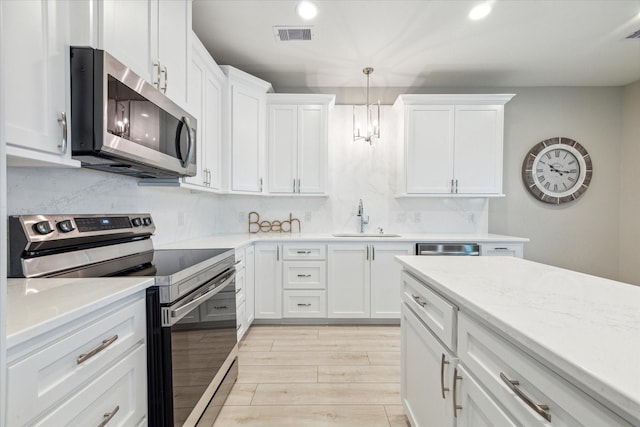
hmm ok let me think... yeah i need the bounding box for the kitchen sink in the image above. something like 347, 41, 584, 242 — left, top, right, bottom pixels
332, 233, 402, 238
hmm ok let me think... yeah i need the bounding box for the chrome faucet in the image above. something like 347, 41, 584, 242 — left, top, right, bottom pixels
357, 199, 369, 233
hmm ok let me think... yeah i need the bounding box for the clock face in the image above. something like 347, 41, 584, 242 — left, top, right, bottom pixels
522, 137, 592, 204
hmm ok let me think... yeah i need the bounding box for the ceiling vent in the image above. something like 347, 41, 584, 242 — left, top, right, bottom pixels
625, 28, 640, 39
273, 26, 313, 42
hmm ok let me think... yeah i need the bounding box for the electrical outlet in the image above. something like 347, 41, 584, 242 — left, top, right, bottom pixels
305, 212, 312, 221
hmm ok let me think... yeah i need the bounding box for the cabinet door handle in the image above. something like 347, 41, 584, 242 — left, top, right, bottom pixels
412, 294, 427, 308
293, 178, 296, 193
277, 246, 280, 261
366, 245, 370, 260
153, 61, 161, 89
450, 179, 454, 193
77, 334, 118, 365
57, 112, 68, 154
297, 274, 312, 278
214, 305, 229, 310
98, 405, 120, 427
371, 245, 375, 261
161, 65, 168, 93
296, 250, 312, 254
297, 178, 301, 193
452, 368, 463, 418
259, 177, 263, 192
297, 303, 312, 307
500, 372, 551, 422
440, 354, 450, 399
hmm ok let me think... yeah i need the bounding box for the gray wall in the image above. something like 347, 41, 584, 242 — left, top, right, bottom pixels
489, 87, 623, 281
619, 81, 640, 285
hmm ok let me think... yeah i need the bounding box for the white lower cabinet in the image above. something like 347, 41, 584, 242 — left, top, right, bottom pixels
479, 242, 524, 258
245, 245, 256, 325
283, 290, 327, 318
254, 243, 282, 319
7, 292, 147, 426
281, 244, 327, 318
328, 243, 412, 319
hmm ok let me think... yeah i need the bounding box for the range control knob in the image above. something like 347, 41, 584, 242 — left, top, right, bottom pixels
33, 221, 53, 235
143, 217, 153, 226
57, 220, 75, 233
131, 217, 142, 227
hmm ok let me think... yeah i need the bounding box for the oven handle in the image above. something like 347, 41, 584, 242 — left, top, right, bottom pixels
167, 269, 236, 326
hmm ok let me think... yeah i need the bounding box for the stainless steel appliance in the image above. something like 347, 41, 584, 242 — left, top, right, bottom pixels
416, 243, 480, 256
70, 47, 197, 178
8, 214, 237, 426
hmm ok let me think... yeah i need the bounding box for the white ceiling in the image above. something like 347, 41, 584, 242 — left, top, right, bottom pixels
192, 0, 640, 91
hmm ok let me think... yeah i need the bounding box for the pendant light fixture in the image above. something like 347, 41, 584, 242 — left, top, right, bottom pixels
353, 67, 380, 145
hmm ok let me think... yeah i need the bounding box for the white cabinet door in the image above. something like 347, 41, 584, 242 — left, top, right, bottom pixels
3, 0, 78, 166
401, 304, 455, 427
184, 36, 223, 190
327, 245, 370, 318
254, 244, 282, 319
268, 105, 298, 193
454, 365, 517, 427
297, 105, 326, 193
101, 0, 155, 84
405, 105, 455, 194
454, 105, 503, 194
370, 243, 413, 318
245, 246, 256, 325
156, 0, 190, 108
231, 84, 264, 192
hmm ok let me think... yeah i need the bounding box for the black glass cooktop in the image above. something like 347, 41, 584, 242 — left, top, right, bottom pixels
114, 248, 233, 277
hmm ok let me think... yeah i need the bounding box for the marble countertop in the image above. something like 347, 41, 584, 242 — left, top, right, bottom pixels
6, 277, 154, 348
396, 256, 640, 423
158, 232, 528, 250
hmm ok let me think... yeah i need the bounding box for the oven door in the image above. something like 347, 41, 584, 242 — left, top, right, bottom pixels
147, 268, 237, 426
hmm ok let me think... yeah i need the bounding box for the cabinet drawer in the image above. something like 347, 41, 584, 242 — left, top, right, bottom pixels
283, 261, 326, 289
235, 248, 246, 269
283, 290, 327, 318
480, 243, 523, 258
7, 296, 146, 426
236, 267, 246, 307
401, 271, 457, 351
282, 244, 326, 260
33, 344, 147, 426
458, 312, 632, 426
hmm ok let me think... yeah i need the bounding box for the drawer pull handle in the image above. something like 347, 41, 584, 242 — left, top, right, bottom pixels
296, 250, 312, 254
297, 303, 312, 307
236, 288, 242, 294
412, 294, 427, 307
500, 372, 551, 422
214, 305, 229, 309
77, 335, 118, 365
452, 368, 463, 417
98, 405, 119, 427
440, 354, 450, 399
297, 274, 312, 278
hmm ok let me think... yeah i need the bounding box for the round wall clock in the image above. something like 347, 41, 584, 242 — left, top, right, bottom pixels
522, 137, 593, 204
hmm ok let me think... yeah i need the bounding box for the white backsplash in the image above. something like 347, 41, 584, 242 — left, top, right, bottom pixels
7, 105, 488, 244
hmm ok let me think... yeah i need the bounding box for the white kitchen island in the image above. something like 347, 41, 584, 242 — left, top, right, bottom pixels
396, 256, 640, 427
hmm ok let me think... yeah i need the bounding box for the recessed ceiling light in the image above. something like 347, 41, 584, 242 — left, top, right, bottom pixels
297, 1, 317, 20
469, 3, 492, 20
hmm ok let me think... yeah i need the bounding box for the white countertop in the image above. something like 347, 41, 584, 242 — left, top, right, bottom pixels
6, 277, 153, 348
158, 232, 528, 250
396, 256, 640, 423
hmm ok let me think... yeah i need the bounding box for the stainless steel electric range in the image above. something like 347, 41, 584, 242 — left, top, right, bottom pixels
8, 213, 238, 426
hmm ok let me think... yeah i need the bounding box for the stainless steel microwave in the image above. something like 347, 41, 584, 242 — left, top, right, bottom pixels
70, 47, 196, 178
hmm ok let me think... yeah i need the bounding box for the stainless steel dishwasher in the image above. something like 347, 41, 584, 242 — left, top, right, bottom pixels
416, 243, 480, 256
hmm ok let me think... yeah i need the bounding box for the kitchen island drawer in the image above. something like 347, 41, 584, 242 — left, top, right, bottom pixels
282, 244, 326, 260
7, 295, 146, 426
401, 271, 457, 351
458, 312, 632, 426
283, 290, 327, 318
33, 344, 147, 427
283, 261, 326, 289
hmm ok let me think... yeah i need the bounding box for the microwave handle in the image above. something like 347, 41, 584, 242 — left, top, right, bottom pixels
175, 116, 194, 168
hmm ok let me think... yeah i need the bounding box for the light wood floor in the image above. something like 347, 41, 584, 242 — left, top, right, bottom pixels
210, 324, 409, 427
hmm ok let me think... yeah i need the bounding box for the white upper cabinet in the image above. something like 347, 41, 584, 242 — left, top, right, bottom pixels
394, 94, 514, 196
221, 66, 272, 194
3, 0, 80, 167
72, 0, 192, 109
267, 94, 334, 195
183, 35, 224, 190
